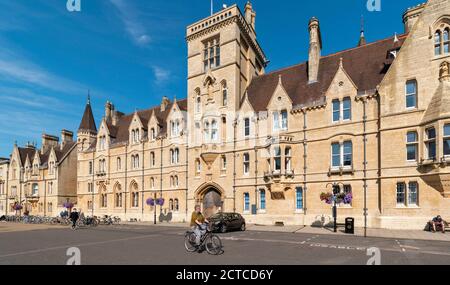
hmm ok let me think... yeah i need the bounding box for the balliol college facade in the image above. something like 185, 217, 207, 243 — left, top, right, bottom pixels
2, 0, 450, 229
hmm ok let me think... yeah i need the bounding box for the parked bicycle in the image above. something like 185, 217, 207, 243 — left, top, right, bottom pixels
184, 223, 223, 255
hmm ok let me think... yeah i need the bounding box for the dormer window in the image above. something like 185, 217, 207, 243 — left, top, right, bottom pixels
150, 128, 156, 140
203, 37, 220, 72
98, 135, 107, 150
131, 129, 140, 144
273, 110, 288, 131
171, 120, 180, 137
49, 161, 55, 175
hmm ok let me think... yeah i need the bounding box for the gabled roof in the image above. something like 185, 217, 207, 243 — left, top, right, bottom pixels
92, 99, 187, 149
18, 147, 36, 166
246, 34, 407, 112
78, 101, 97, 134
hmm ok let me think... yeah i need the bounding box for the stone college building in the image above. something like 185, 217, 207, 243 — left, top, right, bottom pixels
2, 0, 450, 230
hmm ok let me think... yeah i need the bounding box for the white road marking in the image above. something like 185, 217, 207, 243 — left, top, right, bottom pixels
0, 233, 163, 259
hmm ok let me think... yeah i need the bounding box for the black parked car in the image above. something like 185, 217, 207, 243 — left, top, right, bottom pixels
209, 213, 246, 233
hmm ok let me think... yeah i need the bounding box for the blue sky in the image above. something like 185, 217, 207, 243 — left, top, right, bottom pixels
0, 0, 422, 157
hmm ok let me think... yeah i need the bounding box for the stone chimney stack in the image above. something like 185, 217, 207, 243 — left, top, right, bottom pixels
402, 4, 425, 33
105, 101, 113, 121
245, 1, 256, 30
160, 96, 170, 112
308, 17, 322, 83
112, 110, 124, 127
41, 134, 59, 154
61, 129, 73, 149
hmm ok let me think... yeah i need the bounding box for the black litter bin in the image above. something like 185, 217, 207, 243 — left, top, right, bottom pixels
345, 217, 355, 234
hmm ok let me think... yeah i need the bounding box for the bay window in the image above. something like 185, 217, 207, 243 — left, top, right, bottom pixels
444, 124, 450, 157
426, 127, 436, 160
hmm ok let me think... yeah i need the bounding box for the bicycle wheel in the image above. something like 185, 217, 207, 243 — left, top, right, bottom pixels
184, 232, 197, 252
205, 235, 222, 255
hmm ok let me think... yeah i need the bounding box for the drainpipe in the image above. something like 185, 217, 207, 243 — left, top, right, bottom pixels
362, 97, 368, 238
124, 144, 128, 220
91, 152, 95, 217
376, 93, 382, 215
43, 168, 46, 217
233, 118, 237, 213
185, 134, 189, 222
254, 116, 259, 214
5, 164, 9, 216
302, 109, 308, 219
19, 167, 23, 216
141, 139, 145, 220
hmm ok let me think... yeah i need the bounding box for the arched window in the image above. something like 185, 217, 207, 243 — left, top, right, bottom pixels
117, 157, 121, 171
195, 158, 201, 174
444, 28, 449, 54
32, 183, 39, 196
169, 199, 174, 211
273, 147, 281, 172
204, 121, 210, 141
101, 193, 107, 208
170, 176, 174, 187
135, 155, 140, 169
150, 177, 155, 189
174, 148, 179, 164
150, 152, 155, 167
243, 153, 250, 175
222, 81, 228, 106
114, 184, 122, 208
211, 120, 218, 141
196, 96, 201, 113
115, 193, 122, 207
174, 199, 179, 211
285, 147, 292, 172
150, 128, 156, 140
132, 192, 139, 208
436, 30, 442, 55
174, 175, 178, 187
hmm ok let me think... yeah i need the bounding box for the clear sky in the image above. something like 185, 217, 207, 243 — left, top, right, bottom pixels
0, 0, 423, 157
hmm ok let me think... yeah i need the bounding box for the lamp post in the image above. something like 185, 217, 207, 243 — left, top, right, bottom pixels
326, 182, 345, 233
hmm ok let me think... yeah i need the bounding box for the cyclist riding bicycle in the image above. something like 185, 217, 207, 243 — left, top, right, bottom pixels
190, 205, 209, 251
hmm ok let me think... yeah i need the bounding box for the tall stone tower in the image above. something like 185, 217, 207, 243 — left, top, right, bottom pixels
186, 1, 266, 143
77, 96, 97, 151
185, 2, 267, 214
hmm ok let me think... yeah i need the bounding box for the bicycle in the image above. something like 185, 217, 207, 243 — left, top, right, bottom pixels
184, 223, 223, 255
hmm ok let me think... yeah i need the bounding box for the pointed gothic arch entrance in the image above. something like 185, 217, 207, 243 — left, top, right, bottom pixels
195, 183, 224, 218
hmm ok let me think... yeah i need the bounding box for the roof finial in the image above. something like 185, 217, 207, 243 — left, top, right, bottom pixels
358, 15, 366, 46
394, 32, 399, 43
339, 57, 344, 68
87, 90, 91, 105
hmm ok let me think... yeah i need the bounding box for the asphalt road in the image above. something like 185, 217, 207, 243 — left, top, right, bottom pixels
0, 224, 450, 265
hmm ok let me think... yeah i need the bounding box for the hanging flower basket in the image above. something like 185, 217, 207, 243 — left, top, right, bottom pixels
63, 202, 74, 209
13, 203, 23, 211
156, 198, 165, 206
320, 192, 352, 205
146, 198, 155, 206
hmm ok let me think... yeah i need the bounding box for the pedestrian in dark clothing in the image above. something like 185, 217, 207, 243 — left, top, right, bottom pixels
69, 208, 80, 229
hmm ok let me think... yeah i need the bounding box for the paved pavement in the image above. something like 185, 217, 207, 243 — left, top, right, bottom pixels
119, 221, 450, 242
0, 223, 449, 265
